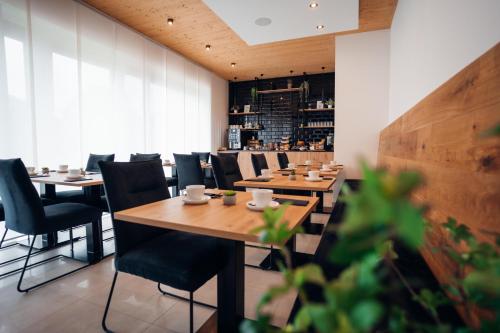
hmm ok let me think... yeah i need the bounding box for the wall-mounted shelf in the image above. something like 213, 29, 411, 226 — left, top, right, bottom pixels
257, 87, 302, 95
239, 128, 261, 131
302, 126, 335, 129
299, 108, 334, 112
229, 112, 263, 116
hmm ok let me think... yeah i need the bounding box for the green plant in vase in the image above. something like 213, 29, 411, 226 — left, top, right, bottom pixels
223, 190, 237, 205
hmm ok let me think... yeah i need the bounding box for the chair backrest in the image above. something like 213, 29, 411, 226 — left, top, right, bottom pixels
129, 153, 161, 162
211, 154, 243, 190
277, 152, 289, 169
224, 152, 239, 161
86, 153, 115, 172
0, 159, 45, 235
251, 153, 269, 176
98, 160, 170, 257
191, 152, 210, 163
173, 153, 204, 190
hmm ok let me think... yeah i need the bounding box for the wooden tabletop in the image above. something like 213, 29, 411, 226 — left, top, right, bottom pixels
163, 163, 212, 169
114, 191, 319, 243
234, 174, 335, 192
30, 172, 104, 187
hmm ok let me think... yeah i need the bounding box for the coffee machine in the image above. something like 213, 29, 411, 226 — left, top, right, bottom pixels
228, 128, 241, 149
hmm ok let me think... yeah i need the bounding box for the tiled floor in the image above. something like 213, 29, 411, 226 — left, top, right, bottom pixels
0, 212, 328, 333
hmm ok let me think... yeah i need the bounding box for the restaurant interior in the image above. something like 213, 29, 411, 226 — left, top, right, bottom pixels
0, 1, 499, 332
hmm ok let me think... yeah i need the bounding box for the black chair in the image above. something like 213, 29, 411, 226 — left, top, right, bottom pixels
49, 153, 114, 210
191, 152, 210, 163
277, 152, 290, 169
99, 159, 226, 333
129, 153, 161, 162
224, 152, 239, 161
173, 153, 205, 190
0, 158, 102, 292
251, 153, 269, 176
211, 154, 244, 190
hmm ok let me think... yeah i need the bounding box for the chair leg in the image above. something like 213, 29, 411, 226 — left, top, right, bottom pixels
17, 235, 92, 293
102, 271, 118, 333
157, 283, 216, 309
0, 228, 7, 248
69, 228, 74, 258
189, 291, 194, 333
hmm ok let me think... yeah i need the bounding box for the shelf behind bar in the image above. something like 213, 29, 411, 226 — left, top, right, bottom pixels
302, 126, 335, 129
256, 87, 303, 94
228, 112, 263, 116
298, 108, 334, 112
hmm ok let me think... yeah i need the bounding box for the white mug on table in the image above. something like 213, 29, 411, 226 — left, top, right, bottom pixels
185, 185, 205, 200
26, 166, 36, 175
252, 189, 273, 208
261, 169, 271, 178
68, 169, 81, 178
59, 164, 69, 172
287, 163, 296, 169
308, 170, 320, 179
305, 160, 312, 165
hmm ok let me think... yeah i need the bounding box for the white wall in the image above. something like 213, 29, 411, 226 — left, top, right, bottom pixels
335, 30, 390, 178
389, 0, 500, 121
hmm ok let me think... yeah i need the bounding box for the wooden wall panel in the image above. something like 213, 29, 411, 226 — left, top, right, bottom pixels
378, 43, 500, 324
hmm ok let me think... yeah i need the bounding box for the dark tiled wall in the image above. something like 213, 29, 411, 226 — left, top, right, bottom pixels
229, 73, 335, 146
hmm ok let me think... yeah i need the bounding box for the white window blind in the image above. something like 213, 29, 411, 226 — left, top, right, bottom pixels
0, 0, 219, 168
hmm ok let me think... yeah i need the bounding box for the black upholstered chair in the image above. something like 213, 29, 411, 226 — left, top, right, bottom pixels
99, 160, 226, 333
211, 154, 244, 190
0, 158, 102, 292
251, 153, 269, 176
224, 152, 239, 161
173, 153, 205, 190
191, 152, 210, 163
49, 153, 114, 210
277, 152, 290, 169
129, 153, 161, 162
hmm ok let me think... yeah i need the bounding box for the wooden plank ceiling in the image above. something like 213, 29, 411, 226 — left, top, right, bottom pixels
82, 0, 397, 81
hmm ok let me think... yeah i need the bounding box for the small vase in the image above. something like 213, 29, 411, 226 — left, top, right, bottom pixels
223, 195, 236, 205
288, 174, 296, 181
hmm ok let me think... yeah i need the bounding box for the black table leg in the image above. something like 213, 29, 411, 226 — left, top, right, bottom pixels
85, 217, 103, 263
217, 240, 245, 332
83, 186, 104, 263
39, 184, 57, 248
315, 191, 324, 213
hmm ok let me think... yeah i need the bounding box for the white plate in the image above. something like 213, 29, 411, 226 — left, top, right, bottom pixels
65, 176, 84, 181
28, 172, 38, 177
246, 200, 280, 212
258, 175, 274, 180
320, 168, 332, 172
182, 195, 210, 205
305, 177, 323, 182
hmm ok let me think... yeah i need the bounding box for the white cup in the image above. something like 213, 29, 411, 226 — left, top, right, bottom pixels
321, 164, 331, 171
252, 189, 273, 208
305, 160, 312, 165
287, 163, 296, 169
68, 169, 81, 178
186, 185, 205, 201
59, 164, 69, 172
164, 159, 171, 164
261, 169, 271, 178
26, 166, 36, 175
330, 160, 336, 166
308, 170, 320, 179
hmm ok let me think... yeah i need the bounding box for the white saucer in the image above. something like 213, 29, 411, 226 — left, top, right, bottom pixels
305, 177, 323, 182
320, 168, 332, 172
65, 176, 84, 181
258, 175, 274, 180
28, 172, 38, 177
182, 195, 210, 205
246, 200, 280, 211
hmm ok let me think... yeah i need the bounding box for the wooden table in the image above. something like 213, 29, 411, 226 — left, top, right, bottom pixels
114, 191, 319, 332
273, 167, 340, 177
31, 172, 104, 263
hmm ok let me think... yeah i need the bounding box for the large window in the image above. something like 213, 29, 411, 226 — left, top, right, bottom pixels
0, 0, 218, 168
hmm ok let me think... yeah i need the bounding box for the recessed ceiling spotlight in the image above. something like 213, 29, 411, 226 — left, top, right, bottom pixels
167, 18, 174, 26
205, 44, 211, 51
255, 17, 272, 26
309, 2, 318, 8
316, 24, 325, 30
231, 62, 236, 67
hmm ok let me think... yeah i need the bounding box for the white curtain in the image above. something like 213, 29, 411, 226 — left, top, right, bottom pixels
0, 0, 216, 168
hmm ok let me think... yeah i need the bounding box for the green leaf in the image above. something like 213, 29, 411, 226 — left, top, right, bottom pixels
350, 300, 383, 331
293, 264, 326, 287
